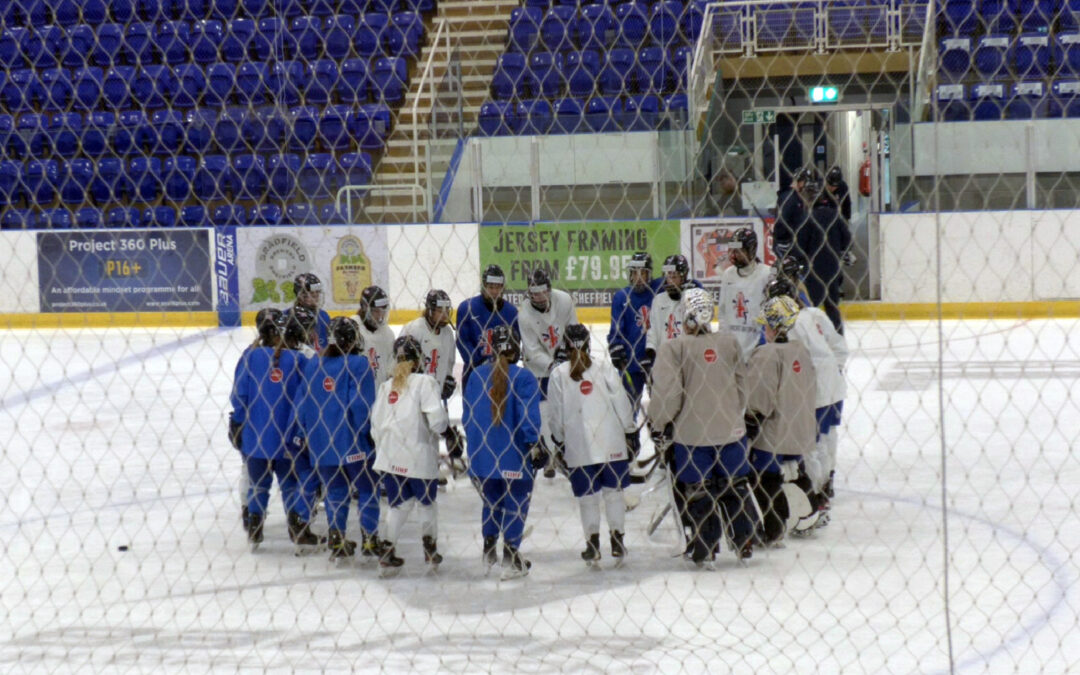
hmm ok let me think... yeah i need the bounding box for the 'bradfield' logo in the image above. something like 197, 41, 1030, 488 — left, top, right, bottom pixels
252, 234, 311, 304
704, 349, 717, 363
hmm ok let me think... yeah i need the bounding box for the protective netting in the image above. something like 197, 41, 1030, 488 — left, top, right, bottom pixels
3, 0, 1080, 672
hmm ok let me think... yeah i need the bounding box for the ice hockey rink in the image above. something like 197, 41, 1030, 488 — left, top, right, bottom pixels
1, 317, 1078, 673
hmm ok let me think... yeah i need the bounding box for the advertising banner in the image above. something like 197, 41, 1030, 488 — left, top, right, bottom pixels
37, 229, 213, 313
683, 217, 775, 288
236, 226, 390, 312
213, 226, 240, 326
478, 220, 681, 307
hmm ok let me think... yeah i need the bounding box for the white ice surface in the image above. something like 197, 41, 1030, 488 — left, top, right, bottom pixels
1, 319, 1078, 673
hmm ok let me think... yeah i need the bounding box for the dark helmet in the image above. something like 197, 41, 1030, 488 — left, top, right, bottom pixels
289, 304, 316, 328
393, 335, 423, 364
358, 285, 389, 322
293, 272, 322, 298
765, 277, 799, 302
563, 323, 590, 352
794, 167, 815, 185
826, 166, 843, 187
779, 255, 808, 281
732, 227, 757, 259
628, 251, 653, 272
662, 254, 689, 278
328, 316, 361, 351
255, 307, 283, 343
527, 268, 551, 294
482, 264, 505, 286
425, 288, 452, 313
490, 324, 518, 358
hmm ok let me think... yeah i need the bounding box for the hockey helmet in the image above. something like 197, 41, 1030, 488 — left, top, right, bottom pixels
779, 255, 807, 281
730, 227, 757, 260
293, 272, 322, 298
563, 323, 590, 352
328, 316, 362, 351
661, 254, 689, 279
825, 166, 843, 187
489, 324, 519, 359
482, 264, 505, 287
358, 285, 389, 322
393, 335, 423, 364
764, 277, 799, 302
255, 307, 283, 343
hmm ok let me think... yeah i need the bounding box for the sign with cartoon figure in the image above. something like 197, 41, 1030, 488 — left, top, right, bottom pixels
682, 217, 775, 288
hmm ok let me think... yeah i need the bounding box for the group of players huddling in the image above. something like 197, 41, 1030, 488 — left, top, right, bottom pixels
229, 227, 847, 578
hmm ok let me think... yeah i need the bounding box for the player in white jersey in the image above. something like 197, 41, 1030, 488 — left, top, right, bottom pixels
644, 254, 703, 376
401, 289, 458, 402
356, 285, 395, 385
718, 228, 773, 362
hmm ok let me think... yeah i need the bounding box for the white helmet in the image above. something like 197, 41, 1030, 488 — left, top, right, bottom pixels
682, 287, 714, 331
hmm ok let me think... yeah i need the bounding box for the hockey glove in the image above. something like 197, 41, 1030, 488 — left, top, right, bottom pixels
650, 424, 673, 467
641, 348, 656, 377
608, 343, 628, 371
743, 412, 763, 444
441, 375, 457, 400
550, 438, 569, 477
529, 440, 550, 470
625, 432, 641, 460
842, 250, 857, 267
228, 418, 243, 451
442, 426, 464, 459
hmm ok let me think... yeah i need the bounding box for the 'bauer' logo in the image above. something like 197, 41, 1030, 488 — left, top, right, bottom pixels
269, 368, 283, 383
704, 349, 717, 363
323, 376, 335, 391
580, 380, 593, 395
388, 391, 399, 404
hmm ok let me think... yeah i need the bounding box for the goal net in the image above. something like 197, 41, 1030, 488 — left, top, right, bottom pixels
2, 0, 1080, 671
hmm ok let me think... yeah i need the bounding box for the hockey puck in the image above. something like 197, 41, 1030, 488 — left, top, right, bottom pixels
117, 545, 129, 552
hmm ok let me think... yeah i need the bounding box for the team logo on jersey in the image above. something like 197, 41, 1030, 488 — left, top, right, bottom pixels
388, 391, 399, 404
269, 368, 283, 383
368, 347, 380, 373
425, 348, 440, 374
793, 360, 802, 373
580, 380, 593, 395
665, 314, 681, 340
636, 306, 650, 330
323, 376, 335, 392
704, 349, 717, 363
482, 329, 494, 356
816, 323, 824, 335
735, 292, 748, 321
544, 325, 559, 349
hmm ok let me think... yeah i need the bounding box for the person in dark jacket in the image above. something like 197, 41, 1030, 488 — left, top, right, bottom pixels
772, 168, 814, 261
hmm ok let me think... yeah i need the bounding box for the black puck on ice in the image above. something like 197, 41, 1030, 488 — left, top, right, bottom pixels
117, 545, 129, 552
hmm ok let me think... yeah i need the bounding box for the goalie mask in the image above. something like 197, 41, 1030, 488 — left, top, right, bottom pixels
758, 295, 800, 334
682, 287, 714, 332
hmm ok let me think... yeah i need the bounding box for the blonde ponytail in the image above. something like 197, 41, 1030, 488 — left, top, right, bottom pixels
490, 353, 512, 425
391, 359, 413, 393
569, 347, 591, 382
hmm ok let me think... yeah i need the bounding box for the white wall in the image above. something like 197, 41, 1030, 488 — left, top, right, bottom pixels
0, 232, 40, 313
893, 120, 1080, 176
385, 223, 479, 312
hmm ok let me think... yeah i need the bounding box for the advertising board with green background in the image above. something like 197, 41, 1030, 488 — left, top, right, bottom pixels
479, 220, 681, 307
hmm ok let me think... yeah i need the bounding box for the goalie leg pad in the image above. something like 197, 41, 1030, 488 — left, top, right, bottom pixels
716, 477, 758, 550
753, 471, 788, 544
683, 481, 717, 563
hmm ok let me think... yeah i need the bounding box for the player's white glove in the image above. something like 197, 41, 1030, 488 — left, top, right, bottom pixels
842, 250, 856, 266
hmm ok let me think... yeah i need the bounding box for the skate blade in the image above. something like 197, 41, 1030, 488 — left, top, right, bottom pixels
425, 563, 440, 575
331, 556, 356, 568
584, 559, 602, 570
293, 544, 324, 557
249, 542, 261, 553
378, 566, 402, 578
612, 555, 627, 569
500, 570, 528, 581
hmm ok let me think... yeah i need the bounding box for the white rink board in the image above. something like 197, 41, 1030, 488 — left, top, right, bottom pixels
1, 320, 1078, 672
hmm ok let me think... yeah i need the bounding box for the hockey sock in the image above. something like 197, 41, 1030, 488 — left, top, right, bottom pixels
501, 480, 533, 549
244, 457, 274, 516
602, 487, 625, 534
318, 467, 351, 532
276, 458, 310, 522
350, 463, 380, 537
722, 479, 758, 548
684, 482, 715, 562
578, 492, 602, 538
804, 440, 827, 494
417, 502, 437, 540
384, 500, 414, 549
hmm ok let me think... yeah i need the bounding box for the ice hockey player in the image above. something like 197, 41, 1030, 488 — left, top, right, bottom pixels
718, 228, 773, 362
356, 285, 395, 385
607, 252, 661, 407
284, 273, 332, 350
462, 325, 543, 580
402, 289, 458, 403
743, 295, 817, 546
547, 324, 637, 568
229, 308, 322, 554
647, 288, 757, 566
296, 317, 383, 564
643, 254, 703, 380
371, 335, 465, 575
456, 265, 520, 391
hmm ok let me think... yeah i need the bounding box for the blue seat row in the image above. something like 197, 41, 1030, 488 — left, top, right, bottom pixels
935, 79, 1080, 119
492, 46, 691, 100
0, 14, 424, 70
0, 58, 409, 112
478, 93, 688, 136
0, 151, 372, 207
508, 1, 693, 53
0, 202, 350, 230
0, 0, 433, 27
940, 31, 1080, 79
940, 0, 1080, 35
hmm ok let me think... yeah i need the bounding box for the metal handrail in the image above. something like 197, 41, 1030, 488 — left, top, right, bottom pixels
410, 18, 450, 218
913, 0, 938, 121
336, 184, 429, 224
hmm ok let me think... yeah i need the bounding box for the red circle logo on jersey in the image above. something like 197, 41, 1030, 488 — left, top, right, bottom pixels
580, 381, 593, 395
704, 349, 717, 363
793, 360, 802, 373
269, 368, 283, 383
388, 391, 399, 404
323, 376, 335, 392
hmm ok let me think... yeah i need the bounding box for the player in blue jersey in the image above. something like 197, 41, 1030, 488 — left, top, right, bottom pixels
462, 325, 544, 580
606, 252, 663, 407
229, 308, 322, 554
296, 317, 382, 564
456, 264, 519, 390
283, 272, 332, 351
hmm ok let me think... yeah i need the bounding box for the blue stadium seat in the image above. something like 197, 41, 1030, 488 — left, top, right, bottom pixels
242, 0, 269, 19
82, 112, 114, 158
527, 51, 562, 98
111, 0, 137, 23
128, 156, 162, 202
212, 204, 249, 226
0, 115, 10, 159
1, 69, 39, 112
268, 153, 301, 198
107, 207, 141, 228
319, 104, 354, 150
577, 4, 616, 51
180, 205, 207, 227
92, 24, 123, 67
1055, 32, 1080, 76
195, 155, 238, 199
285, 203, 315, 225
20, 26, 54, 68
102, 66, 134, 109
298, 153, 336, 197
387, 11, 424, 57
1007, 81, 1046, 118
650, 1, 682, 47
41, 68, 73, 111
561, 49, 601, 97
174, 64, 205, 108
123, 23, 155, 65
372, 57, 408, 104
978, 0, 1014, 33
59, 159, 93, 205
307, 59, 339, 104
517, 98, 554, 134
214, 107, 246, 153
0, 160, 22, 207
206, 63, 235, 106
942, 0, 978, 34
616, 2, 650, 46
339, 151, 372, 186
236, 61, 270, 104
625, 93, 662, 131
1049, 79, 1080, 116
135, 64, 177, 109
324, 15, 356, 60
0, 30, 23, 69
585, 96, 622, 132
75, 207, 104, 229
155, 21, 190, 65
162, 155, 195, 201
404, 0, 435, 12
368, 0, 401, 13
1, 209, 32, 230
339, 58, 369, 103
269, 59, 305, 106
288, 105, 319, 151
73, 67, 104, 110
43, 26, 74, 69
599, 47, 635, 95
90, 156, 127, 203
970, 81, 1006, 120
939, 37, 972, 81
143, 205, 176, 228
828, 4, 888, 42
289, 16, 323, 61
1013, 0, 1059, 30
51, 0, 82, 27
258, 106, 288, 151
22, 1, 50, 26
250, 203, 282, 226
936, 83, 969, 121
973, 34, 1010, 79
138, 0, 178, 22
636, 46, 676, 94
239, 107, 265, 150
49, 112, 82, 158
222, 19, 254, 62
234, 154, 267, 201
355, 104, 392, 150
67, 26, 97, 68
151, 109, 185, 154
1064, 0, 1080, 29
39, 208, 73, 229
23, 159, 60, 205
309, 0, 336, 18
183, 109, 216, 154
1013, 32, 1051, 77
479, 100, 514, 136
353, 14, 386, 58
191, 20, 223, 64
253, 18, 282, 60
508, 6, 543, 52
115, 110, 152, 155
179, 0, 210, 21
540, 6, 576, 52
492, 52, 527, 100
553, 97, 584, 133
17, 114, 49, 158
278, 0, 306, 20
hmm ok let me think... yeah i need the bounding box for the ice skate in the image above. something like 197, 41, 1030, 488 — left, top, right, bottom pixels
738, 541, 753, 565
610, 531, 627, 568
246, 512, 264, 552
482, 536, 499, 574
328, 529, 356, 565
379, 545, 404, 577
423, 535, 443, 570
500, 545, 531, 580
361, 532, 389, 562
581, 533, 601, 569
287, 512, 325, 556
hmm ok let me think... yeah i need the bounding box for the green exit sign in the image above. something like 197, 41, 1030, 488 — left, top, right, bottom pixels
741, 110, 776, 125
809, 86, 840, 103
